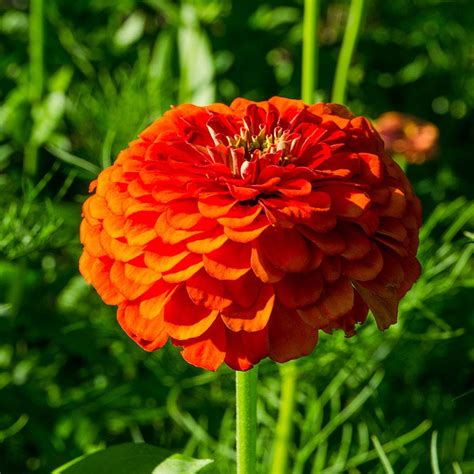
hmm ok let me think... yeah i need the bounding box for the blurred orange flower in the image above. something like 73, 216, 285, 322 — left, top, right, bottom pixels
79, 97, 421, 371
374, 112, 439, 164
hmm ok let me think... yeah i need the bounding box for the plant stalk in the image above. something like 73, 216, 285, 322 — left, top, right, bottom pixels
25, 0, 44, 178
301, 0, 320, 103
331, 0, 365, 104
270, 361, 298, 474
236, 367, 258, 474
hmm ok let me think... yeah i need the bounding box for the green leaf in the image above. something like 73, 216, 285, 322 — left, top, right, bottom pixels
178, 4, 215, 105
52, 443, 170, 474
153, 454, 213, 474
114, 11, 146, 49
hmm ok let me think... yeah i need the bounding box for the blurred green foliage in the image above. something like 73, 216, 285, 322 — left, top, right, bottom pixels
0, 0, 473, 472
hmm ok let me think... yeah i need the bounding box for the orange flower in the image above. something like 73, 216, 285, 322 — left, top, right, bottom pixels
79, 97, 421, 371
374, 112, 439, 164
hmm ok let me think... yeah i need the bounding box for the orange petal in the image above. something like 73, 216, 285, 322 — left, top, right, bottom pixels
321, 184, 370, 218
278, 179, 312, 198
139, 282, 178, 319
186, 270, 233, 311
179, 319, 227, 371
86, 195, 110, 220
117, 303, 168, 351
297, 306, 332, 329
250, 244, 285, 283
155, 212, 204, 244
166, 201, 216, 231
377, 217, 408, 242
268, 306, 318, 363
275, 270, 323, 309
225, 272, 262, 309
198, 194, 237, 218
321, 291, 368, 336
161, 254, 204, 283
80, 220, 106, 258
359, 153, 383, 183
353, 281, 399, 330
164, 286, 218, 340
343, 243, 383, 281
79, 250, 95, 283
221, 284, 275, 332
224, 215, 270, 243
224, 326, 269, 371
317, 277, 354, 318
110, 261, 154, 300
320, 256, 342, 282
203, 240, 251, 280
144, 243, 190, 273
187, 231, 228, 254
260, 227, 311, 272
340, 224, 371, 261
298, 226, 346, 256
89, 258, 125, 305
124, 220, 158, 246
217, 204, 263, 229
380, 186, 407, 218
124, 263, 161, 285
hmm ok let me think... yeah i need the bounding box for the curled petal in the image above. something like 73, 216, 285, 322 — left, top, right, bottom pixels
187, 270, 233, 311
163, 286, 218, 339
178, 319, 227, 371
221, 284, 275, 332
203, 240, 251, 280
118, 303, 168, 351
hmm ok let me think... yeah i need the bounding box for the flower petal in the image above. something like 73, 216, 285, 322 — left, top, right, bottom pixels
118, 303, 168, 351
260, 227, 311, 272
203, 240, 251, 280
268, 306, 318, 363
275, 270, 324, 309
221, 284, 275, 332
186, 270, 233, 311
178, 319, 227, 371
163, 286, 218, 340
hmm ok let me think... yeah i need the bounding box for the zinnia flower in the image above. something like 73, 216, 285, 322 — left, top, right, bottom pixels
374, 112, 439, 164
79, 97, 421, 371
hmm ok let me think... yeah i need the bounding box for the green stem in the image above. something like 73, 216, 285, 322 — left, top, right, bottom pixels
270, 361, 298, 474
331, 0, 365, 104
25, 0, 44, 178
29, 0, 44, 102
301, 0, 320, 103
236, 367, 258, 474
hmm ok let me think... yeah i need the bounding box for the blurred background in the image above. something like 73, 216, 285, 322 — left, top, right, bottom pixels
0, 0, 473, 472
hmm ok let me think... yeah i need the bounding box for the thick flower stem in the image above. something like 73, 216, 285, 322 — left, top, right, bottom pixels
301, 0, 320, 103
236, 367, 258, 474
270, 361, 298, 474
331, 0, 365, 104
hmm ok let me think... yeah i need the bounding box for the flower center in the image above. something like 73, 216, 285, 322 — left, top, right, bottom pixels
227, 125, 299, 164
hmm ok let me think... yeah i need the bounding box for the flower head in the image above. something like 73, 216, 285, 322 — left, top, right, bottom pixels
79, 97, 421, 371
374, 112, 439, 164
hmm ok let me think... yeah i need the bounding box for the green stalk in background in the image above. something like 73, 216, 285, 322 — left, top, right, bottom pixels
301, 0, 320, 104
270, 361, 298, 474
271, 3, 320, 474
236, 367, 258, 474
331, 0, 365, 104
24, 0, 44, 178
